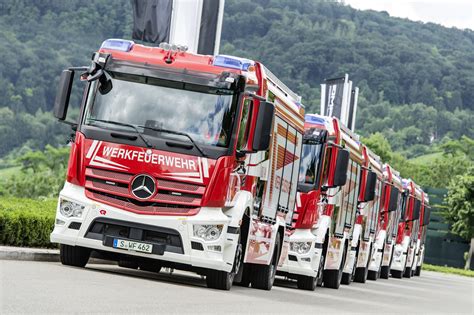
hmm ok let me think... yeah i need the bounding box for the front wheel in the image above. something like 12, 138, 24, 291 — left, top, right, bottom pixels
323, 243, 347, 289
251, 233, 281, 291
297, 275, 317, 291
60, 244, 90, 267
403, 267, 412, 278
391, 269, 403, 279
207, 237, 244, 290
380, 266, 390, 279
414, 265, 422, 276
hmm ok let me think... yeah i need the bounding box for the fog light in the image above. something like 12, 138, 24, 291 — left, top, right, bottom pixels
301, 257, 311, 262
207, 245, 222, 252
193, 224, 223, 241
290, 242, 312, 255
56, 219, 65, 225
60, 199, 85, 218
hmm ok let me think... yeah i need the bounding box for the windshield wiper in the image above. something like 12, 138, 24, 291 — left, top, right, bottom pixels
138, 125, 208, 157
87, 118, 152, 148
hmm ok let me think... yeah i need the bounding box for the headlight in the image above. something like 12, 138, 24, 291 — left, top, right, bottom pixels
290, 242, 312, 255
60, 199, 85, 218
193, 224, 223, 241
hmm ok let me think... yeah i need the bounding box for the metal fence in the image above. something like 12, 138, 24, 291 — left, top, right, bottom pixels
423, 187, 471, 269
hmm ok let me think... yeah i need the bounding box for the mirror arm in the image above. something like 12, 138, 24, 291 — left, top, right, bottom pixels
244, 91, 266, 101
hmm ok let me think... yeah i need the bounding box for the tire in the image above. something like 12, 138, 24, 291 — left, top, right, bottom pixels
380, 266, 390, 279
297, 275, 317, 291
391, 269, 403, 279
207, 233, 244, 290
251, 233, 281, 291
414, 265, 421, 276
60, 244, 90, 267
118, 259, 139, 269
234, 264, 252, 287
206, 269, 233, 290
403, 267, 412, 278
367, 270, 378, 281
323, 243, 347, 289
316, 242, 327, 287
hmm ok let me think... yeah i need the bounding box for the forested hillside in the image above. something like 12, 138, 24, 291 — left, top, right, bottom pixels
1, 0, 473, 159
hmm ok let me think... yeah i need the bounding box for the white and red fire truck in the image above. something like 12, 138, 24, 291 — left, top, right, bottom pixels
278, 114, 375, 290
50, 38, 306, 290
390, 179, 422, 278
414, 192, 430, 276
367, 163, 403, 280
276, 114, 351, 290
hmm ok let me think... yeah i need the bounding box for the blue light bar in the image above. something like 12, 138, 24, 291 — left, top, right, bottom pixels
305, 114, 325, 125
213, 55, 254, 71
100, 39, 135, 52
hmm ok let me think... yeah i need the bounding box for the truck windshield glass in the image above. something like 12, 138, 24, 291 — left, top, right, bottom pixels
298, 143, 322, 184
84, 72, 237, 147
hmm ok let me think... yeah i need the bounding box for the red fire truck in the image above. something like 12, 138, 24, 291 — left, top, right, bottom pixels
414, 191, 430, 276
50, 39, 305, 290
367, 164, 403, 280
390, 179, 422, 278
341, 146, 381, 284
276, 114, 351, 290
278, 114, 375, 289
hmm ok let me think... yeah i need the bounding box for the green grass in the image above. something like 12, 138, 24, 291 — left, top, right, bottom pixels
0, 166, 21, 180
410, 152, 443, 164
423, 263, 474, 277
0, 197, 57, 248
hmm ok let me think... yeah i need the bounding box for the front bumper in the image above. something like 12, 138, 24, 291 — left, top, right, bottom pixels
390, 243, 407, 272
278, 230, 320, 277
50, 182, 238, 273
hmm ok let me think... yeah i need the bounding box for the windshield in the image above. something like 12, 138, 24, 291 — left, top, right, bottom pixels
84, 72, 238, 147
298, 143, 323, 185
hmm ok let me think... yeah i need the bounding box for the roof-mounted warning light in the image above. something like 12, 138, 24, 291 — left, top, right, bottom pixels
100, 39, 135, 52
213, 55, 254, 71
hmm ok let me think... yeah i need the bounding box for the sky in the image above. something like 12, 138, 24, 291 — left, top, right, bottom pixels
343, 0, 474, 30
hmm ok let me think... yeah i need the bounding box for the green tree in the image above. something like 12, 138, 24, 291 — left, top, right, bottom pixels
444, 168, 474, 269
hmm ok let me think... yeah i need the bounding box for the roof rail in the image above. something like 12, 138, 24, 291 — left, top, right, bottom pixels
262, 65, 302, 106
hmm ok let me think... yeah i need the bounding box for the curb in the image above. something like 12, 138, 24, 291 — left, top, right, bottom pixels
0, 246, 113, 264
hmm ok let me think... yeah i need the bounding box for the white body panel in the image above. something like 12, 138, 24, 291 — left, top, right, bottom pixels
368, 229, 386, 272
278, 229, 319, 277
51, 182, 251, 273
391, 235, 410, 272
343, 223, 361, 274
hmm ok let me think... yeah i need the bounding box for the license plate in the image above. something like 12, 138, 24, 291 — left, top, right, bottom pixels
113, 239, 153, 254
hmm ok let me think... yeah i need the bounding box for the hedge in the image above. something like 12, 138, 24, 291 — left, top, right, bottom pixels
0, 197, 57, 248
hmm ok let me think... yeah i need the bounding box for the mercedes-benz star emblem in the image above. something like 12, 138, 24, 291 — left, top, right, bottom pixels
130, 174, 156, 200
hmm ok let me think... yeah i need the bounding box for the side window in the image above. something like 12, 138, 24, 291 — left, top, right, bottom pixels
237, 99, 252, 150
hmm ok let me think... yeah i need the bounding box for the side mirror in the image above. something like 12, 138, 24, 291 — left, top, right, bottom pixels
363, 171, 377, 201
412, 199, 421, 221
332, 148, 349, 187
252, 101, 275, 151
388, 187, 399, 212
54, 70, 74, 120
423, 206, 431, 226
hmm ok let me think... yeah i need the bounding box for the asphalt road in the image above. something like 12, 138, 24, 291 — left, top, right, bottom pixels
1, 260, 472, 314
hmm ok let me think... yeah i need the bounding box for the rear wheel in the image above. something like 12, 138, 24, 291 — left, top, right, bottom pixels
251, 233, 281, 291
323, 243, 347, 289
367, 269, 379, 281
60, 244, 90, 267
316, 246, 327, 287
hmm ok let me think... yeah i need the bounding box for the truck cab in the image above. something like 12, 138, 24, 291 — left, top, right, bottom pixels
343, 146, 381, 284
368, 163, 403, 279
414, 191, 430, 276
390, 179, 421, 278
50, 39, 305, 291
